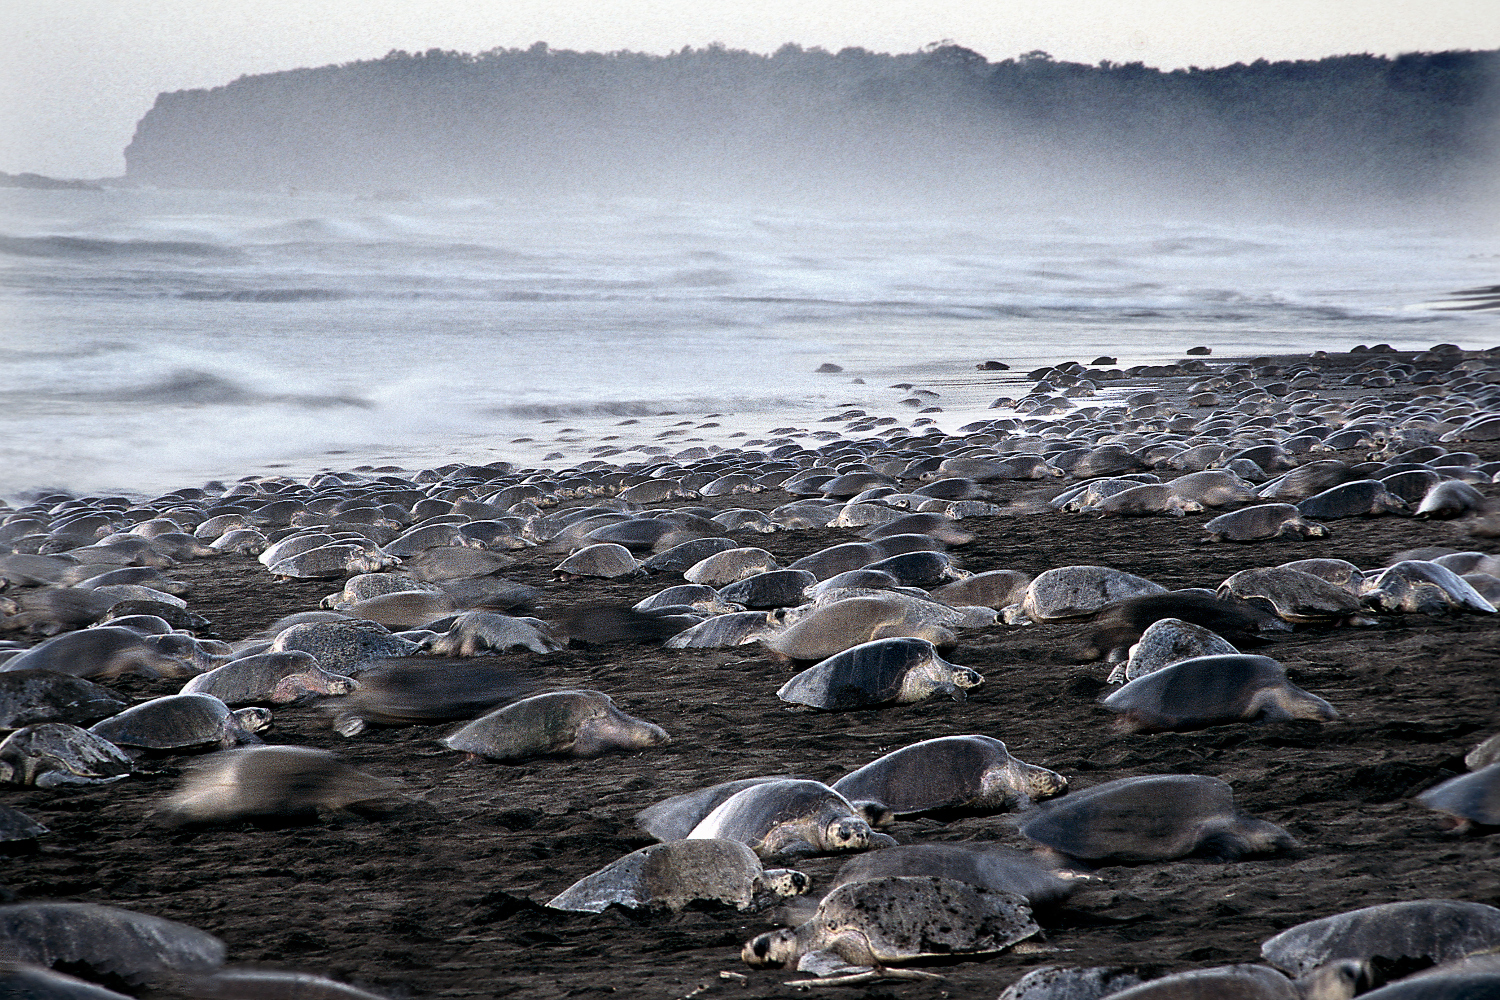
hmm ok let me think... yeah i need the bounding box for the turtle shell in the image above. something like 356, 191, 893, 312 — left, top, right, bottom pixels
1261, 899, 1500, 978
775, 637, 977, 710
87, 694, 266, 750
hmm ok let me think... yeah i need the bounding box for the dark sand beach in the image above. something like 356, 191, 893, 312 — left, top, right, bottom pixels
3, 349, 1500, 999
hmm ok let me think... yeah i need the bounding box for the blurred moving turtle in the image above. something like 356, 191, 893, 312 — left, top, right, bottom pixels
1101, 654, 1338, 732
87, 694, 271, 753
1019, 774, 1296, 863
931, 569, 1033, 610
0, 669, 128, 728
1205, 504, 1329, 543
328, 660, 535, 736
0, 627, 193, 680
180, 651, 356, 706
441, 690, 668, 761
0, 901, 225, 985
0, 723, 133, 787
687, 779, 895, 858
147, 967, 397, 1000
776, 638, 983, 710
156, 745, 406, 825
546, 838, 810, 913
1360, 562, 1497, 615
1103, 963, 1368, 1000
830, 844, 1078, 909
831, 735, 1067, 815
762, 595, 960, 662
1077, 590, 1280, 664
741, 875, 1039, 984
1296, 480, 1409, 519
418, 611, 564, 655
1416, 479, 1486, 519
1416, 764, 1500, 831
1261, 899, 1500, 979
663, 611, 778, 649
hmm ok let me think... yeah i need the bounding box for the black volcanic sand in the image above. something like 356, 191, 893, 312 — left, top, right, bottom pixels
5, 392, 1500, 999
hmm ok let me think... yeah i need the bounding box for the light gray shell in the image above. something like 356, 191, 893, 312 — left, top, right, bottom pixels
998, 966, 1145, 1000
552, 543, 641, 579
687, 778, 881, 857
1101, 653, 1338, 731
1218, 566, 1363, 622
268, 620, 419, 675
1416, 763, 1500, 828
441, 689, 668, 761
762, 595, 962, 661
831, 735, 1066, 814
1204, 504, 1328, 542
87, 693, 269, 750
832, 844, 1077, 909
1360, 561, 1498, 614
546, 838, 803, 913
662, 611, 778, 649
682, 547, 780, 586
1261, 899, 1500, 978
181, 651, 355, 705
1113, 618, 1239, 683
0, 902, 226, 985
635, 776, 801, 841
419, 612, 563, 655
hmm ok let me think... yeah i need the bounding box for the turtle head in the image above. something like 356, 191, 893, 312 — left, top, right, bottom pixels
952, 666, 985, 690
822, 816, 872, 851
1296, 960, 1371, 1000
988, 761, 1068, 807
760, 868, 810, 898
233, 707, 274, 733
850, 799, 895, 829
742, 928, 800, 967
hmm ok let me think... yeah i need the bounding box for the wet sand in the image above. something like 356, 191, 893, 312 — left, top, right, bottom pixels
4, 352, 1500, 999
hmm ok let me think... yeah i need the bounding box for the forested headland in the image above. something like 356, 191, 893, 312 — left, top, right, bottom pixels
123, 43, 1500, 210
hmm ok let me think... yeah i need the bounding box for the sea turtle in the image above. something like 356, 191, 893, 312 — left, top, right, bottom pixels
763, 596, 961, 662
1, 962, 137, 999
545, 838, 810, 913
776, 637, 983, 710
1277, 558, 1364, 592
87, 694, 271, 752
552, 543, 642, 581
1109, 618, 1241, 683
1205, 504, 1330, 543
1076, 590, 1283, 664
1467, 734, 1500, 771
335, 590, 458, 629
1415, 479, 1486, 520
1008, 566, 1167, 624
687, 778, 896, 858
1101, 654, 1339, 732
1360, 561, 1497, 615
327, 659, 534, 736
180, 651, 356, 705
1168, 469, 1262, 507
831, 735, 1067, 814
1102, 963, 1369, 1000
719, 570, 819, 609
441, 689, 668, 761
741, 876, 1039, 983
1089, 483, 1205, 517
930, 569, 1033, 610
1261, 899, 1500, 979
0, 669, 128, 728
0, 803, 49, 843
683, 548, 781, 586
0, 627, 194, 680
1416, 764, 1500, 831
267, 619, 419, 675
830, 844, 1078, 909
269, 543, 399, 580
0, 901, 225, 985
635, 776, 807, 841
0, 723, 133, 786
1019, 774, 1296, 863
1296, 481, 1409, 519
638, 537, 740, 574
663, 611, 779, 649
861, 551, 966, 588
148, 969, 397, 1000
998, 966, 1145, 1000
402, 545, 519, 582
787, 543, 883, 581
633, 584, 738, 614
156, 745, 405, 825
418, 611, 564, 655
1218, 567, 1364, 624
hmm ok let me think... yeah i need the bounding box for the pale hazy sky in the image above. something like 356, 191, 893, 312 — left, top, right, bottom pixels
3, 1, 1499, 177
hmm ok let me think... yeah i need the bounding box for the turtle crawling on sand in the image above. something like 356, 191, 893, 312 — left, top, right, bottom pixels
687, 778, 896, 858
776, 637, 982, 710
831, 735, 1066, 815
741, 875, 1040, 984
441, 689, 668, 761
546, 838, 809, 913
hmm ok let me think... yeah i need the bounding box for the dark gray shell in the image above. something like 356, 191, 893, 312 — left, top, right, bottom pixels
639, 537, 740, 573
634, 584, 729, 613
327, 659, 534, 734
1361, 561, 1497, 614
0, 628, 192, 680
831, 735, 1066, 814
832, 844, 1076, 909
1417, 764, 1500, 828
1018, 774, 1295, 863
0, 723, 133, 787
718, 570, 818, 609
1296, 480, 1408, 518
151, 969, 394, 1000
1261, 899, 1500, 978
635, 776, 800, 841
441, 689, 668, 761
1219, 567, 1363, 622
546, 838, 803, 913
1416, 479, 1486, 519
402, 545, 518, 582
787, 543, 882, 581
0, 902, 225, 984
0, 804, 49, 842
1101, 654, 1338, 731
1105, 965, 1309, 999
0, 669, 128, 728
87, 694, 268, 750
270, 543, 395, 579
775, 637, 982, 710
159, 745, 404, 824
863, 550, 965, 588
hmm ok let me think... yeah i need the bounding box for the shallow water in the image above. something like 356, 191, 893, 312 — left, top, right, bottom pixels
1, 187, 1497, 498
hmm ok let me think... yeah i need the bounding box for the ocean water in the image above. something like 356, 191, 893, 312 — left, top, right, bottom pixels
1, 186, 1497, 500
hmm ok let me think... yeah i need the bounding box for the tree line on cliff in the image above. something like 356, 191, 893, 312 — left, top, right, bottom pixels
123, 42, 1500, 205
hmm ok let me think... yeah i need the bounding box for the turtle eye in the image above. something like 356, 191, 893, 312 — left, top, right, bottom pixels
753, 937, 770, 958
